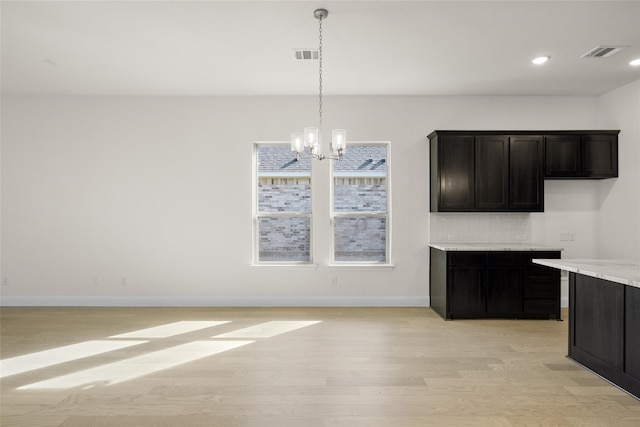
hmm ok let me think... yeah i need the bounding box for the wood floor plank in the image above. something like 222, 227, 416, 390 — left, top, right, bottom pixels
1, 307, 639, 427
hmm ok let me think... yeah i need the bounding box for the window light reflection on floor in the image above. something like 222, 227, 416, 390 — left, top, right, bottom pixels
110, 321, 230, 339
212, 320, 322, 338
17, 340, 254, 390
0, 340, 147, 378
5, 319, 323, 390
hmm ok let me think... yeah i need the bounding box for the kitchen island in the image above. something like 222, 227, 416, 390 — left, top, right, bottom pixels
532, 259, 640, 399
429, 243, 563, 320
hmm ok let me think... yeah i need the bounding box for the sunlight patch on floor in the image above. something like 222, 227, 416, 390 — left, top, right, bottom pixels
17, 340, 253, 390
212, 320, 322, 338
109, 320, 230, 338
0, 340, 147, 378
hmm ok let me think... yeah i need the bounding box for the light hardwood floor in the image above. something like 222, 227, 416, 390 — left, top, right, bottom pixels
1, 307, 639, 427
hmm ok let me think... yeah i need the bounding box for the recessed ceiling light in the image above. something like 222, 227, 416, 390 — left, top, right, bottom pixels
630, 58, 640, 66
532, 56, 550, 65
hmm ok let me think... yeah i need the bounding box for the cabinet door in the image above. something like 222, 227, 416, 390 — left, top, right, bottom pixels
625, 285, 640, 382
545, 134, 581, 177
583, 134, 618, 177
449, 267, 485, 316
438, 135, 475, 211
510, 135, 544, 211
475, 135, 509, 211
486, 267, 521, 316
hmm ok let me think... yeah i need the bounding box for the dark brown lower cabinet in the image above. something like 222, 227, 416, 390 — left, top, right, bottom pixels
430, 248, 561, 320
449, 266, 486, 316
569, 273, 640, 398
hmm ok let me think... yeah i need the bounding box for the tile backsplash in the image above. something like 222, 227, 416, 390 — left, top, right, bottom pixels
429, 213, 531, 243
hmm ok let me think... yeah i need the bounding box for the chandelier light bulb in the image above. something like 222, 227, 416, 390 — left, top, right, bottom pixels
291, 132, 304, 154
304, 127, 318, 150
532, 56, 550, 65
332, 129, 346, 155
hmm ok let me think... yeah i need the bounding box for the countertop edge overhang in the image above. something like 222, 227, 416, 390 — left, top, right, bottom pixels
429, 243, 564, 252
532, 259, 640, 289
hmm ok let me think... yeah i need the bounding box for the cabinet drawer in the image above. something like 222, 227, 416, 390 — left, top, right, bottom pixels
448, 252, 486, 266
524, 282, 558, 299
525, 266, 560, 284
488, 252, 522, 266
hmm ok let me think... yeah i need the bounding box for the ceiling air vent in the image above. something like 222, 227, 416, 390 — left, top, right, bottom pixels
580, 45, 627, 58
293, 49, 319, 60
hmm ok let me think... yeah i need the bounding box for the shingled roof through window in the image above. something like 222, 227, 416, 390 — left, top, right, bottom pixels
258, 145, 386, 175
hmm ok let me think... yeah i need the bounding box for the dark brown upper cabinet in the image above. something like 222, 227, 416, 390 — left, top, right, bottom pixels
475, 135, 509, 211
545, 131, 619, 179
429, 131, 544, 212
510, 135, 545, 211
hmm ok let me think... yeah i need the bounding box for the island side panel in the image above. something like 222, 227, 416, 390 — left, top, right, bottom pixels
569, 272, 640, 398
572, 274, 624, 368
625, 285, 640, 383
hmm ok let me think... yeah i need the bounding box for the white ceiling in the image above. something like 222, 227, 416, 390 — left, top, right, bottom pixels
2, 0, 640, 96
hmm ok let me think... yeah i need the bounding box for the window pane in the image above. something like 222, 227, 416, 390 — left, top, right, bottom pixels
258, 145, 310, 213
333, 177, 386, 212
333, 146, 387, 212
258, 216, 310, 262
334, 216, 386, 262
258, 177, 310, 213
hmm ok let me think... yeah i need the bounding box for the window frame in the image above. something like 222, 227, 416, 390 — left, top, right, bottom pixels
252, 142, 314, 265
330, 141, 392, 265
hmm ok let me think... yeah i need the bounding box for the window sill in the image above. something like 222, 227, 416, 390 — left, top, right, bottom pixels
250, 263, 395, 271
326, 263, 396, 271
252, 263, 319, 270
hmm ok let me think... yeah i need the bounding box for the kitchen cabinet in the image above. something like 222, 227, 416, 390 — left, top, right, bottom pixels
447, 252, 488, 316
474, 135, 509, 210
532, 259, 640, 398
429, 131, 544, 212
486, 252, 522, 317
544, 131, 619, 178
429, 130, 619, 212
430, 247, 561, 320
431, 133, 475, 211
510, 135, 545, 211
568, 273, 640, 398
522, 252, 562, 316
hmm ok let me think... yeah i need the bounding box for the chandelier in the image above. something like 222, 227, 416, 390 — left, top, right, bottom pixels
291, 8, 346, 161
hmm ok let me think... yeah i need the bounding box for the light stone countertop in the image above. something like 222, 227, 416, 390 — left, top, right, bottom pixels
532, 259, 640, 289
429, 243, 564, 252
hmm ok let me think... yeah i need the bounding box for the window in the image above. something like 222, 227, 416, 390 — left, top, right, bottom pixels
332, 143, 390, 263
254, 144, 312, 263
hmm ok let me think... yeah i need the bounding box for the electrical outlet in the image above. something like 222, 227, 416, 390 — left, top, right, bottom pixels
447, 234, 458, 241
2, 277, 8, 286
120, 277, 127, 286
331, 276, 338, 287
516, 234, 527, 241
559, 232, 576, 241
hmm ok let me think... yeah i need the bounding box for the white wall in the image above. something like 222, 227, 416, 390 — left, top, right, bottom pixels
2, 92, 636, 306
595, 80, 640, 260
529, 80, 640, 261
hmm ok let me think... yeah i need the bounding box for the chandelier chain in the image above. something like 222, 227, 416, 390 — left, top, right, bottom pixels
318, 14, 323, 128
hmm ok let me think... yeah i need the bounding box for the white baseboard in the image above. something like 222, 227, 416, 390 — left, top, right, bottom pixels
0, 296, 430, 307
